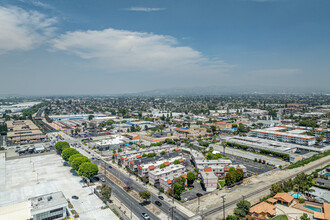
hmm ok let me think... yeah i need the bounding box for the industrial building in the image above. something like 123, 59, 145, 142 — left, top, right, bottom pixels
6, 120, 45, 143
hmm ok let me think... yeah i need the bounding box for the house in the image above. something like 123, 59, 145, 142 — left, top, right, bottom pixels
249, 201, 276, 218
305, 186, 330, 203
316, 178, 330, 188
313, 203, 330, 220
273, 193, 294, 206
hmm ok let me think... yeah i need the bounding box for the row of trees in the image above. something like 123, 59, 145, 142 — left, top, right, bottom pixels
55, 141, 99, 179
270, 172, 313, 196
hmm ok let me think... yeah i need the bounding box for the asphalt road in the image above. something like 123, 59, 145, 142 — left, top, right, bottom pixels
98, 173, 160, 220
55, 132, 188, 220
95, 160, 189, 220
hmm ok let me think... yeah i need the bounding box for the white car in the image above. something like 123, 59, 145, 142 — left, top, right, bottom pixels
141, 213, 150, 220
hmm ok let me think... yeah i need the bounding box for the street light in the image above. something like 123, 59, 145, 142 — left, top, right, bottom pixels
169, 206, 176, 220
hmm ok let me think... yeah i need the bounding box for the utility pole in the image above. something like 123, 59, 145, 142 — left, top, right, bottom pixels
130, 202, 132, 219
198, 196, 200, 213
170, 206, 176, 220
221, 195, 226, 220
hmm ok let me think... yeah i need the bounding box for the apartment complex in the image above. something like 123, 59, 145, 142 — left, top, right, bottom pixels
149, 164, 185, 185
6, 120, 45, 143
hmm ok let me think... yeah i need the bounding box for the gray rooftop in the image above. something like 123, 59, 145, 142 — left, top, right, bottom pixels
30, 191, 67, 213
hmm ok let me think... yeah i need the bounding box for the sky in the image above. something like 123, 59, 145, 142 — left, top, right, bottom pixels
0, 0, 329, 95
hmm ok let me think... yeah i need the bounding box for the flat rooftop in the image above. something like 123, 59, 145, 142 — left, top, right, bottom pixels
30, 191, 67, 213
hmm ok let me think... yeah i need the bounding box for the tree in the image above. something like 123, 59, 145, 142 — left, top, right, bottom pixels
88, 114, 94, 121
161, 151, 166, 155
160, 164, 166, 169
187, 172, 195, 186
234, 200, 251, 218
100, 184, 112, 201
300, 213, 310, 220
226, 215, 238, 220
174, 160, 180, 165
55, 141, 70, 153
71, 156, 90, 171
225, 172, 235, 186
68, 154, 84, 166
139, 190, 151, 201
123, 178, 133, 190
62, 148, 80, 161
174, 182, 184, 199
78, 162, 98, 178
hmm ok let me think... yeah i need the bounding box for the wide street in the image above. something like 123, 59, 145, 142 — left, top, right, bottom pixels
55, 131, 188, 220
98, 173, 160, 220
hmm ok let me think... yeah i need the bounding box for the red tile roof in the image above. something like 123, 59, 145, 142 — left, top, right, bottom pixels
204, 167, 213, 172
178, 158, 184, 162
181, 174, 187, 179
120, 156, 124, 160
167, 179, 172, 184
129, 161, 134, 165
174, 148, 179, 151
137, 165, 142, 170
114, 153, 118, 156
164, 162, 170, 166
136, 155, 142, 158
149, 165, 155, 170
224, 166, 230, 171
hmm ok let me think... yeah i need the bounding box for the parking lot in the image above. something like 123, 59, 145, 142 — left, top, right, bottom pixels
181, 181, 209, 201
0, 154, 118, 219
226, 154, 276, 175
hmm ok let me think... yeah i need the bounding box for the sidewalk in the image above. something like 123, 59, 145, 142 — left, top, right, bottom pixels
110, 162, 196, 217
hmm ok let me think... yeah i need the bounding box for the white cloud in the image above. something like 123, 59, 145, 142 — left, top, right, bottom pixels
0, 6, 56, 53
251, 68, 300, 76
19, 0, 54, 9
52, 28, 230, 76
123, 7, 166, 12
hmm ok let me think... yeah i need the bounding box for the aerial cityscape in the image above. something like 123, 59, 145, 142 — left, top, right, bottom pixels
0, 1, 329, 220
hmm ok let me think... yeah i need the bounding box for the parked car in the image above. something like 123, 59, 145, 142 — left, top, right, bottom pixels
158, 196, 164, 200
155, 201, 162, 206
72, 195, 79, 199
101, 178, 106, 182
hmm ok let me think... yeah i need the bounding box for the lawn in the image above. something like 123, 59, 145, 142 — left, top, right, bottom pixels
273, 215, 288, 220
219, 180, 226, 187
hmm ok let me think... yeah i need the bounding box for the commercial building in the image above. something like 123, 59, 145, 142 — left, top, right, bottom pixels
250, 127, 316, 146
30, 191, 68, 220
6, 120, 45, 143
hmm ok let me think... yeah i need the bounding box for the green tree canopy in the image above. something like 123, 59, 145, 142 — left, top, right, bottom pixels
68, 154, 84, 166
174, 160, 180, 165
72, 156, 90, 171
78, 162, 98, 178
100, 184, 112, 201
187, 172, 195, 186
55, 141, 70, 153
62, 148, 80, 161
139, 190, 151, 201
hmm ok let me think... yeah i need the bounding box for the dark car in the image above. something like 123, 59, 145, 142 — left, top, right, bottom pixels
155, 201, 162, 206
72, 196, 79, 199
158, 196, 164, 200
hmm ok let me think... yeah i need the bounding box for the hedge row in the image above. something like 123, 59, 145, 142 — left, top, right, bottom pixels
288, 150, 330, 169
